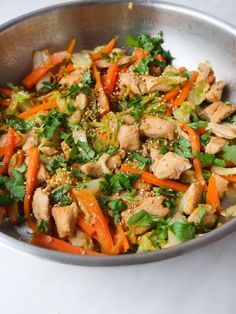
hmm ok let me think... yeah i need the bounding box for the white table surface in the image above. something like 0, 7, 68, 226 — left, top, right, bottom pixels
0, 1, 236, 314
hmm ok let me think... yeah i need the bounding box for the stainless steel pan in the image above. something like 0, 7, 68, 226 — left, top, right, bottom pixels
0, 0, 236, 266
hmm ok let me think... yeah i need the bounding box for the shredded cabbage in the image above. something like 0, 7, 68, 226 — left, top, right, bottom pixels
173, 101, 195, 123
211, 166, 236, 176
71, 52, 92, 70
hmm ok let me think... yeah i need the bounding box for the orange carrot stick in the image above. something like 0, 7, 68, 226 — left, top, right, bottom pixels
0, 127, 15, 175
121, 164, 189, 192
182, 124, 206, 189
163, 89, 179, 102
17, 100, 57, 119
117, 222, 130, 252
206, 175, 221, 214
72, 189, 114, 254
77, 212, 96, 237
133, 48, 147, 64
105, 63, 118, 96
22, 51, 69, 89
65, 63, 75, 73
155, 53, 165, 62
15, 134, 24, 146
221, 175, 236, 182
172, 71, 198, 108
67, 38, 76, 54
91, 63, 110, 116
6, 203, 19, 224
16, 150, 25, 168
91, 38, 116, 61
31, 233, 104, 256
23, 147, 39, 218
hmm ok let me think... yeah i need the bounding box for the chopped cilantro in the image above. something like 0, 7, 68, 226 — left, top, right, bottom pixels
5, 115, 35, 133
51, 184, 72, 206
127, 152, 152, 166
200, 133, 210, 145
40, 109, 65, 139
133, 56, 154, 74
33, 219, 49, 235
195, 205, 206, 225
189, 120, 208, 129
61, 84, 91, 98
39, 81, 59, 93
153, 187, 178, 198
223, 145, 236, 163
195, 151, 226, 167
69, 140, 96, 164
169, 221, 195, 242
173, 137, 193, 158
108, 199, 127, 225
0, 169, 25, 201
100, 172, 140, 195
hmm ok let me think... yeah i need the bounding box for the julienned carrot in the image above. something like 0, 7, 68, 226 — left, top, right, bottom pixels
0, 127, 15, 175
16, 150, 25, 168
120, 164, 189, 192
133, 48, 147, 64
91, 38, 116, 61
24, 147, 39, 218
0, 86, 12, 98
67, 38, 76, 54
65, 63, 75, 73
22, 51, 69, 89
6, 203, 18, 224
182, 124, 206, 189
15, 134, 24, 146
72, 189, 114, 254
155, 53, 165, 62
91, 63, 110, 116
163, 89, 179, 102
117, 222, 130, 252
31, 233, 104, 256
17, 100, 57, 119
179, 66, 188, 72
105, 63, 118, 96
221, 175, 236, 182
206, 175, 221, 214
172, 71, 198, 108
77, 212, 96, 237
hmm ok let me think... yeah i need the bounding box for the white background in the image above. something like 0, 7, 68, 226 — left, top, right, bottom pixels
0, 1, 236, 314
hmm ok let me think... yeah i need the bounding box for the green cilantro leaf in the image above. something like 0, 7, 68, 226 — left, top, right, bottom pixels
40, 109, 65, 139
108, 199, 127, 225
51, 184, 72, 206
173, 137, 193, 158
195, 151, 226, 167
61, 84, 91, 98
153, 187, 178, 198
169, 221, 195, 242
189, 120, 208, 129
39, 81, 59, 93
0, 169, 25, 201
195, 205, 206, 225
5, 115, 35, 133
133, 56, 154, 74
223, 145, 236, 163
127, 152, 152, 166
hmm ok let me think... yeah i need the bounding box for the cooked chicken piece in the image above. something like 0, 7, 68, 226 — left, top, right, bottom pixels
122, 196, 169, 235
150, 147, 162, 161
206, 81, 225, 103
67, 110, 82, 124
94, 59, 111, 68
133, 179, 152, 191
39, 146, 58, 155
22, 136, 38, 153
140, 117, 175, 140
61, 141, 70, 159
213, 174, 228, 199
119, 72, 147, 96
117, 124, 140, 151
59, 69, 83, 86
205, 136, 229, 154
52, 202, 78, 238
75, 93, 89, 109
182, 182, 202, 215
37, 163, 49, 184
197, 62, 214, 83
179, 170, 196, 184
47, 169, 74, 191
201, 101, 236, 123
117, 56, 133, 66
32, 188, 50, 223
0, 134, 7, 147
207, 122, 236, 139
152, 152, 192, 180
106, 155, 122, 171
80, 153, 111, 178
123, 114, 135, 125
188, 204, 217, 227
69, 229, 94, 251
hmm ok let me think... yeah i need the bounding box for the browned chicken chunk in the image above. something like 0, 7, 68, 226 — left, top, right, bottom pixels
140, 117, 175, 140
213, 174, 228, 199
117, 124, 140, 151
32, 188, 50, 223
207, 123, 236, 139
201, 101, 236, 123
182, 182, 202, 215
37, 163, 49, 184
59, 69, 83, 86
80, 154, 111, 178
205, 136, 228, 154
22, 136, 38, 153
205, 81, 225, 103
52, 202, 79, 238
152, 152, 192, 180
188, 204, 217, 227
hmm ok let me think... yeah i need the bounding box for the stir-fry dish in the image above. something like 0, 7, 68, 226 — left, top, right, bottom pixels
0, 32, 236, 256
